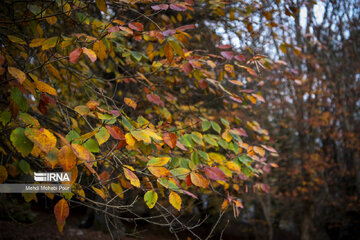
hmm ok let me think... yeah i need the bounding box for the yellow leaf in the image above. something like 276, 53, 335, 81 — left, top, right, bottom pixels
93, 40, 107, 62
8, 35, 26, 45
82, 47, 97, 62
123, 167, 140, 188
8, 67, 26, 84
71, 143, 91, 162
76, 129, 99, 142
169, 191, 181, 211
96, 0, 107, 13
53, 198, 69, 232
25, 128, 57, 154
34, 80, 57, 96
111, 183, 124, 198
42, 37, 58, 51
254, 146, 265, 157
91, 186, 106, 200
147, 156, 170, 167
124, 97, 137, 109
29, 38, 45, 48
226, 161, 241, 172
148, 166, 170, 178
125, 133, 136, 147
222, 130, 232, 142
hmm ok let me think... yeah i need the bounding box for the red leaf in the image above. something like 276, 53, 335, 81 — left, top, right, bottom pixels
217, 44, 232, 49
106, 126, 125, 140
128, 22, 144, 31
163, 29, 176, 37
146, 94, 165, 107
69, 48, 83, 64
185, 174, 192, 187
221, 51, 234, 60
182, 62, 193, 74
151, 4, 169, 10
235, 54, 246, 61
163, 132, 178, 149
176, 24, 196, 31
199, 79, 207, 90
204, 167, 227, 181
170, 3, 187, 11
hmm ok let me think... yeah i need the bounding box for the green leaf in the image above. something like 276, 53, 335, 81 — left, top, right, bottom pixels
83, 139, 99, 153
170, 168, 190, 180
157, 178, 180, 191
65, 130, 81, 144
121, 116, 134, 131
211, 121, 221, 134
203, 134, 218, 147
190, 151, 199, 166
11, 88, 28, 112
19, 159, 30, 174
10, 128, 33, 157
191, 132, 204, 146
95, 127, 110, 145
202, 120, 211, 132
144, 190, 158, 209
27, 4, 42, 15
220, 118, 230, 128
0, 110, 11, 126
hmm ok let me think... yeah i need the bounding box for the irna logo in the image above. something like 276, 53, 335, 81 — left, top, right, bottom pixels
34, 172, 71, 182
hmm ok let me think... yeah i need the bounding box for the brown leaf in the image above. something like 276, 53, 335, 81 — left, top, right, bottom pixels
163, 132, 177, 149
105, 125, 125, 140
54, 198, 69, 227
204, 167, 227, 181
146, 94, 165, 107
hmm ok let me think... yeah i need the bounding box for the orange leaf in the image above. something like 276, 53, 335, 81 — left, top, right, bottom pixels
54, 198, 69, 228
254, 146, 265, 157
93, 40, 107, 62
58, 145, 77, 171
124, 97, 137, 109
148, 166, 170, 178
164, 42, 173, 63
128, 22, 144, 31
71, 143, 91, 162
190, 172, 209, 188
163, 132, 177, 149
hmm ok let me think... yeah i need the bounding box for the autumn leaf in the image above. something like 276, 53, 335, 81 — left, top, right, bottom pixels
58, 145, 77, 171
148, 166, 170, 178
169, 191, 181, 211
42, 37, 58, 50
170, 3, 187, 11
105, 125, 125, 140
147, 156, 170, 167
24, 128, 57, 154
221, 51, 234, 60
8, 67, 26, 84
144, 190, 158, 209
96, 0, 107, 13
54, 198, 69, 232
0, 166, 8, 184
69, 48, 83, 64
82, 47, 97, 62
254, 146, 265, 157
128, 22, 144, 31
163, 132, 177, 149
93, 40, 107, 62
8, 35, 26, 45
151, 4, 169, 11
164, 42, 173, 63
123, 167, 140, 188
190, 172, 209, 188
146, 94, 164, 107
124, 97, 137, 109
95, 127, 110, 145
34, 80, 57, 96
92, 186, 106, 200
203, 167, 227, 181
71, 143, 91, 162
